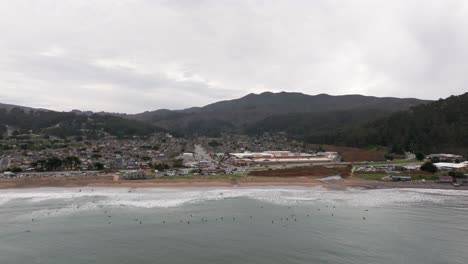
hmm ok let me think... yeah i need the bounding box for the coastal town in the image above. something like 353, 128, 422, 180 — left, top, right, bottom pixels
0, 132, 339, 177
1, 131, 467, 188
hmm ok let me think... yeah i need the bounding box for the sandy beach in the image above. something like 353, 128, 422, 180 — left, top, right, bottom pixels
1, 175, 467, 190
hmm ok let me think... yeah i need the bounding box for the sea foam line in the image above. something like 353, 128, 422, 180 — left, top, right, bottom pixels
1, 187, 467, 211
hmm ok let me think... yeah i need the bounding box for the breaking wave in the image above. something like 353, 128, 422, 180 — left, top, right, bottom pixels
1, 187, 467, 214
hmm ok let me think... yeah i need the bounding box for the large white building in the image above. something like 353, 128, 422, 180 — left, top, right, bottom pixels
229, 151, 338, 165
434, 162, 468, 170
428, 153, 463, 161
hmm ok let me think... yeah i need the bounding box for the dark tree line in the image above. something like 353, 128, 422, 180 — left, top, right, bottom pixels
31, 157, 71, 171
301, 93, 468, 156
30, 156, 108, 171
0, 108, 164, 138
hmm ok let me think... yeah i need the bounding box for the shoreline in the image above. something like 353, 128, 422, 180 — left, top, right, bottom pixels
1, 176, 467, 190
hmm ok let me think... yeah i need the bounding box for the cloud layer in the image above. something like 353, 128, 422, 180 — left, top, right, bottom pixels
1, 0, 467, 113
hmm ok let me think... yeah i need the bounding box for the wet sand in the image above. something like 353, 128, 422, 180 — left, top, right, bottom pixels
1, 175, 467, 190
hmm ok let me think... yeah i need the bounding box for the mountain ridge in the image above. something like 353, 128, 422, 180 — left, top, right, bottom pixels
0, 92, 430, 116
1, 92, 431, 138
122, 92, 430, 136
128, 91, 428, 116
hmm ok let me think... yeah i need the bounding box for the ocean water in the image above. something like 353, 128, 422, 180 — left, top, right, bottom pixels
0, 187, 467, 264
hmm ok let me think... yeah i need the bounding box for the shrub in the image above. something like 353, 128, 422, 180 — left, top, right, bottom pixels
154, 163, 170, 171
93, 162, 104, 170
172, 159, 184, 168
415, 152, 425, 161
208, 140, 221, 147
448, 171, 464, 178
11, 167, 23, 173
420, 162, 438, 173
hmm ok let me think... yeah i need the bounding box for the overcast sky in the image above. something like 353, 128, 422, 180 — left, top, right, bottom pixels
1, 0, 467, 113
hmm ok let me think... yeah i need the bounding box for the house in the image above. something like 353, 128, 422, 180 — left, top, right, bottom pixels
197, 161, 211, 168
164, 170, 176, 176
1, 171, 15, 178
438, 176, 453, 183
428, 153, 463, 162
391, 176, 411, 181
182, 152, 194, 158
176, 168, 192, 175
123, 170, 145, 180
232, 159, 251, 166
201, 168, 226, 175
455, 177, 468, 184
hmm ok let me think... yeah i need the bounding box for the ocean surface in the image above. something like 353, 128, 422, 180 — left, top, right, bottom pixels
0, 187, 467, 264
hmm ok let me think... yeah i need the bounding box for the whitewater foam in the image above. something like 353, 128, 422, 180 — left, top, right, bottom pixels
1, 187, 467, 218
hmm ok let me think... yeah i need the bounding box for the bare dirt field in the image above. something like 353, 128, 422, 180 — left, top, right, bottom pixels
0, 175, 327, 189
353, 170, 431, 175
310, 144, 386, 162
0, 176, 232, 189
248, 165, 353, 177
1, 175, 466, 190
338, 178, 468, 190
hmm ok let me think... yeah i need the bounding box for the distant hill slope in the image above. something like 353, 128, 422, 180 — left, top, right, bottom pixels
0, 103, 44, 113
198, 92, 425, 113
0, 91, 432, 140
244, 108, 391, 137
127, 92, 429, 136
0, 107, 164, 138
307, 93, 468, 155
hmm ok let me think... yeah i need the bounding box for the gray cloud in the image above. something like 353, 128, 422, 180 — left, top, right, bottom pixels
1, 0, 467, 113
7, 53, 235, 97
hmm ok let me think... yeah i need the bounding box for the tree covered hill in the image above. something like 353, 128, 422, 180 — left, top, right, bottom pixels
245, 108, 391, 137
1, 92, 430, 139
305, 93, 468, 155
127, 92, 429, 136
0, 107, 164, 138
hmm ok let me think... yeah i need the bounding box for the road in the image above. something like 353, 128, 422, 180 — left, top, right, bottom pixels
405, 152, 416, 160
193, 144, 217, 167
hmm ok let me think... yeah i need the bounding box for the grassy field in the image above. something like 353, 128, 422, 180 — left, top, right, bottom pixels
355, 159, 424, 167
354, 173, 440, 181
364, 145, 388, 152
410, 174, 440, 181
353, 174, 387, 180
207, 173, 246, 179
159, 175, 195, 180
249, 167, 270, 171
159, 173, 247, 180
